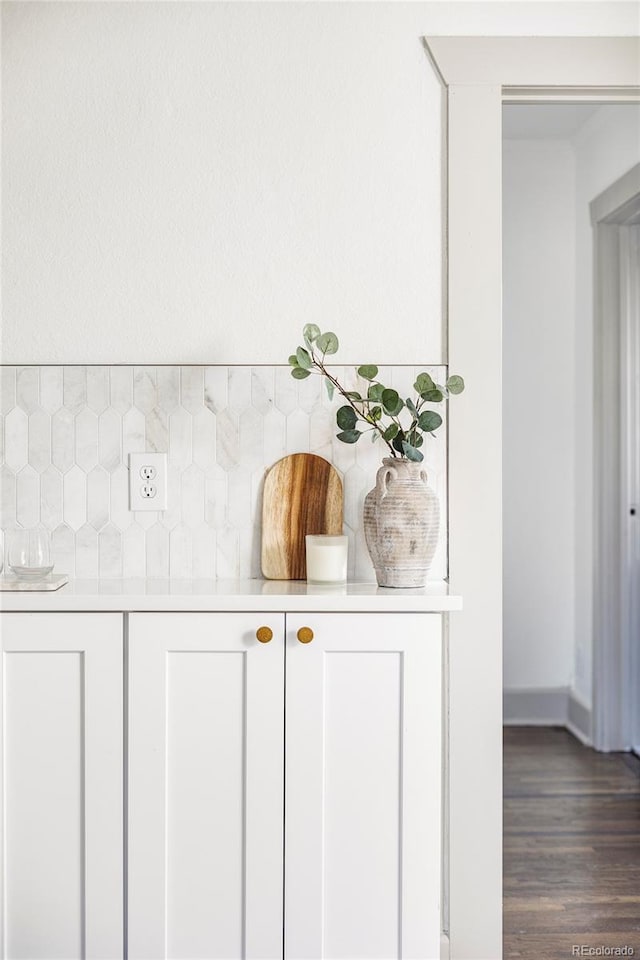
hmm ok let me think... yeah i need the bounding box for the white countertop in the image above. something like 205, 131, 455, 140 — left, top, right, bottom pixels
0, 578, 462, 613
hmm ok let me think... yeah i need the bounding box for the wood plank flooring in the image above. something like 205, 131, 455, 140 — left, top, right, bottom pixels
504, 726, 640, 960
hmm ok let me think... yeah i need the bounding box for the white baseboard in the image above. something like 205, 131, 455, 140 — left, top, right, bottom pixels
503, 686, 593, 744
440, 932, 450, 960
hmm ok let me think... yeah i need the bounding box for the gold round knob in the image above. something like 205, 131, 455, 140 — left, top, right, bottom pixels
297, 626, 314, 644
256, 626, 273, 644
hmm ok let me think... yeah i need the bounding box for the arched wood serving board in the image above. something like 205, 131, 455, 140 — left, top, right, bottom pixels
261, 454, 344, 580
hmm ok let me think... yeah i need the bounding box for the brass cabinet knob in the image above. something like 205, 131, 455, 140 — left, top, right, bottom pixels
297, 626, 314, 644
256, 626, 273, 644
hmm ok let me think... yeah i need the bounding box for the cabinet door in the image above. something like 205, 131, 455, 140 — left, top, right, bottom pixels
285, 613, 442, 960
0, 612, 123, 960
128, 613, 284, 960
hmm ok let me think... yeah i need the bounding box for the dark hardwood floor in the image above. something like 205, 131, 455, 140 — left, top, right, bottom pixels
504, 726, 640, 960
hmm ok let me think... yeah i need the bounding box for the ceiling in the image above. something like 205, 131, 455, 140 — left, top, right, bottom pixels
502, 104, 603, 140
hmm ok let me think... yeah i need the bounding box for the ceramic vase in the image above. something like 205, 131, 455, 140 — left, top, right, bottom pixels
363, 457, 440, 588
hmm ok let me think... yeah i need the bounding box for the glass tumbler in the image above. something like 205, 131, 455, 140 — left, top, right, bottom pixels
8, 527, 54, 580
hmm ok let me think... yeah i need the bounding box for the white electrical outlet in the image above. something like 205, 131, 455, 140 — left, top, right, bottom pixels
129, 453, 167, 511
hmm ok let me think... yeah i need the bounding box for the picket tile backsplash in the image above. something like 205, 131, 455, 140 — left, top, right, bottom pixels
0, 366, 448, 580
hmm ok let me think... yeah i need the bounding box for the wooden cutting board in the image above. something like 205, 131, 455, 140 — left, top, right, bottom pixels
261, 454, 344, 580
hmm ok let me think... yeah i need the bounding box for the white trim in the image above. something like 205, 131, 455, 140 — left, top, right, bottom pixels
503, 687, 569, 726
591, 168, 640, 752
424, 35, 640, 960
568, 690, 593, 746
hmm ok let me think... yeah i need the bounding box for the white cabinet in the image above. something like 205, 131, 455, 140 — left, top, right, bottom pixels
285, 614, 442, 960
0, 613, 123, 960
127, 613, 285, 960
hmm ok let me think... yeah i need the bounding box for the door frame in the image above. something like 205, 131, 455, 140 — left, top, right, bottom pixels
423, 36, 640, 960
591, 165, 640, 752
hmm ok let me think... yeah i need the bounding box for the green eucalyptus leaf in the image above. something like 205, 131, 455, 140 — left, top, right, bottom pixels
336, 405, 357, 430
288, 355, 299, 367
370, 406, 382, 422
296, 346, 312, 369
446, 374, 465, 395
383, 423, 400, 441
414, 372, 435, 395
421, 388, 444, 403
405, 397, 417, 416
357, 364, 379, 380
291, 367, 312, 380
367, 383, 385, 402
418, 410, 443, 433
371, 431, 379, 443
317, 332, 339, 355
324, 378, 335, 401
303, 323, 321, 343
402, 441, 424, 462
382, 388, 403, 416
337, 429, 362, 444
344, 391, 362, 401
392, 432, 405, 454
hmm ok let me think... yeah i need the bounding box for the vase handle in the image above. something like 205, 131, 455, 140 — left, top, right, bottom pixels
377, 463, 398, 501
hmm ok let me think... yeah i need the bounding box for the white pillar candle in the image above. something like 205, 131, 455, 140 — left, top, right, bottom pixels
305, 535, 348, 584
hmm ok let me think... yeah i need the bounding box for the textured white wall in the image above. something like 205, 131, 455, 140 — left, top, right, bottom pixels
502, 138, 576, 690
1, 2, 445, 365
572, 105, 640, 706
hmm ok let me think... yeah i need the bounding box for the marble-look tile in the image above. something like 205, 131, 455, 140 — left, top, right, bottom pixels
40, 466, 63, 531
86, 367, 110, 414
343, 464, 367, 530
28, 408, 51, 473
192, 409, 216, 471
168, 407, 192, 471
110, 464, 133, 532
297, 370, 322, 414
228, 367, 251, 413
51, 407, 75, 474
158, 464, 180, 531
98, 409, 121, 472
239, 408, 264, 469
1, 367, 16, 415
16, 467, 40, 529
5, 407, 28, 472
169, 523, 192, 578
39, 367, 63, 414
87, 466, 110, 531
76, 524, 98, 578
180, 367, 204, 413
309, 407, 334, 453
122, 407, 146, 459
215, 409, 239, 471
285, 409, 310, 455
63, 465, 87, 531
204, 367, 228, 413
75, 408, 98, 473
0, 465, 16, 530
251, 367, 275, 415
133, 367, 158, 414
157, 367, 180, 413
145, 407, 169, 454
192, 526, 216, 579
99, 523, 122, 578
122, 523, 146, 578
181, 464, 205, 529
63, 367, 87, 414
16, 367, 39, 414
216, 525, 239, 579
110, 367, 133, 413
205, 468, 227, 529
146, 522, 169, 578
274, 366, 298, 415
52, 522, 75, 576
262, 408, 286, 469
227, 467, 251, 529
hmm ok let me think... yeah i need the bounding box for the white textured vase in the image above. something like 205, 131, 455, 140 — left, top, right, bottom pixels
363, 457, 440, 588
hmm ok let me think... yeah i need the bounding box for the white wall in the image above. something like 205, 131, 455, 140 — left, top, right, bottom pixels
572, 105, 640, 705
502, 104, 640, 705
3, 2, 638, 366
502, 138, 576, 690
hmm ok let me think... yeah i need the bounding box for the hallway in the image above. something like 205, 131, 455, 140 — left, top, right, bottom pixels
504, 727, 640, 959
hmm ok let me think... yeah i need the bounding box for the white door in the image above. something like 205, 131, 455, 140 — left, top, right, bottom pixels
127, 613, 284, 960
285, 613, 442, 960
0, 612, 123, 960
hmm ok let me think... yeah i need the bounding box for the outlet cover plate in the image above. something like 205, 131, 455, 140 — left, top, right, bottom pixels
129, 453, 168, 511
